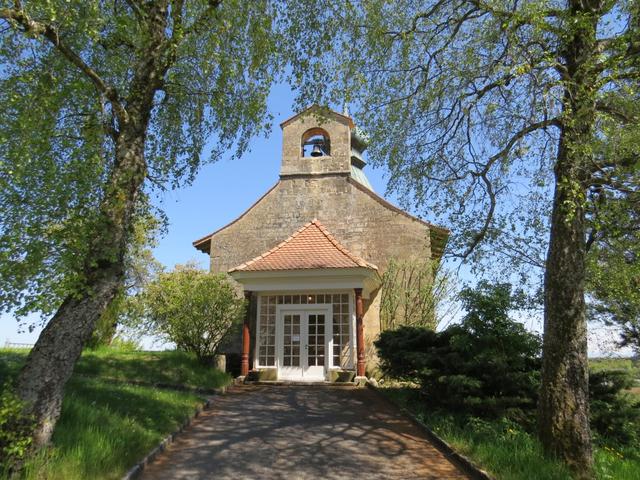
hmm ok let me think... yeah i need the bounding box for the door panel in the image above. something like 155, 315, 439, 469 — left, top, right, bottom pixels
280, 313, 302, 379
305, 313, 326, 380
278, 309, 329, 381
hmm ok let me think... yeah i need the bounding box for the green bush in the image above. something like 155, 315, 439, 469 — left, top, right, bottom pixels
376, 282, 542, 423
0, 384, 35, 474
142, 264, 246, 364
376, 281, 640, 447
590, 369, 640, 447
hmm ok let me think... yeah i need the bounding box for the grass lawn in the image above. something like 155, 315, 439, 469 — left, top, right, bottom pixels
380, 386, 640, 480
589, 357, 639, 376
0, 347, 231, 390
591, 357, 640, 398
0, 347, 232, 480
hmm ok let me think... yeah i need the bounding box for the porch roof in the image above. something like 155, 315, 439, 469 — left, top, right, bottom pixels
228, 219, 378, 273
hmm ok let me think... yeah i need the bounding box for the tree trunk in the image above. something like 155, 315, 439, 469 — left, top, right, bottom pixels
16, 130, 147, 446
539, 132, 593, 478
538, 3, 598, 476
15, 271, 123, 446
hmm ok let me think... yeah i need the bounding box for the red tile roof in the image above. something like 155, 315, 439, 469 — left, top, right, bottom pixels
229, 219, 377, 272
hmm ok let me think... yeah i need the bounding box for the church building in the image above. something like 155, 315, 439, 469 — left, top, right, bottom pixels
193, 105, 448, 382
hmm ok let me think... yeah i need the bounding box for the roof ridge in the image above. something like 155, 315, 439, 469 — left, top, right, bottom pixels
279, 104, 354, 129
310, 219, 373, 269
228, 219, 378, 273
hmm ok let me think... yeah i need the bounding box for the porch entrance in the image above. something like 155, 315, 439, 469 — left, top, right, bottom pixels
278, 309, 329, 381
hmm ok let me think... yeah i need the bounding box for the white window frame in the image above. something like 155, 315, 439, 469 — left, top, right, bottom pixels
254, 291, 354, 370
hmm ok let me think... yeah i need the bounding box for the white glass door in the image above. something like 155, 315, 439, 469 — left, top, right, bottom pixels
277, 308, 329, 381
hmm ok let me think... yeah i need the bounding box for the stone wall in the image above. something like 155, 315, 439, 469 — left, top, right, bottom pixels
209, 176, 431, 275
207, 175, 432, 366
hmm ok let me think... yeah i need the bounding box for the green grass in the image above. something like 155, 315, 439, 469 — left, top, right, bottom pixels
590, 357, 640, 397
0, 347, 230, 389
0, 347, 232, 480
381, 386, 640, 480
590, 357, 640, 376
18, 377, 203, 480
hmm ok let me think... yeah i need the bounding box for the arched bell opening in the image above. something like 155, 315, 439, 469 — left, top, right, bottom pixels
301, 128, 331, 157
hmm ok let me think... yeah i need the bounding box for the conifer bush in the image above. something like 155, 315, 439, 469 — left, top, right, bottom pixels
376, 282, 542, 422
589, 369, 640, 447
376, 281, 640, 447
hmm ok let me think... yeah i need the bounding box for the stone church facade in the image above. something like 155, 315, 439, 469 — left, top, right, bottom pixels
193, 106, 448, 381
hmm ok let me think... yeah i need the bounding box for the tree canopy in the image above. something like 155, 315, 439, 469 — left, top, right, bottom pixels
0, 0, 286, 447
587, 202, 640, 355
0, 0, 278, 321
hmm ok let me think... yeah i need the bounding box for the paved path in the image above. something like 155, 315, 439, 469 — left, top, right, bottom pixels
141, 385, 470, 480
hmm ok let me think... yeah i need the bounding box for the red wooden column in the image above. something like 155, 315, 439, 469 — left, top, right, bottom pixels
241, 290, 252, 377
354, 288, 366, 377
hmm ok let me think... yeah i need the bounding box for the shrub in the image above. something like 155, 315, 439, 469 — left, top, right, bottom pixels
590, 369, 640, 447
380, 257, 455, 330
376, 282, 541, 423
377, 281, 640, 445
0, 384, 35, 474
142, 264, 245, 364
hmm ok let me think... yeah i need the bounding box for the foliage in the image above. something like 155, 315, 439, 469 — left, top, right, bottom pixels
590, 369, 640, 448
141, 265, 245, 364
380, 257, 455, 330
376, 282, 541, 422
85, 294, 122, 349
376, 278, 640, 446
0, 383, 34, 475
285, 0, 639, 282
103, 336, 140, 352
0, 0, 281, 321
587, 209, 640, 354
286, 2, 640, 469
86, 216, 163, 349
590, 357, 640, 376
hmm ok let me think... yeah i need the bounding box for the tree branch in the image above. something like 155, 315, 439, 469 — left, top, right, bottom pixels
459, 118, 561, 258
480, 118, 561, 176
182, 0, 222, 38
0, 6, 128, 125
595, 99, 638, 124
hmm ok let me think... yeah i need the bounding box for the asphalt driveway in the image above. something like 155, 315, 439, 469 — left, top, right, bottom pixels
140, 385, 470, 480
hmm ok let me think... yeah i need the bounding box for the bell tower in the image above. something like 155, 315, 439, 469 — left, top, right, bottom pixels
279, 105, 353, 177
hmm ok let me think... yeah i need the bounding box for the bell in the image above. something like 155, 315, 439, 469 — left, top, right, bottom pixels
310, 144, 324, 157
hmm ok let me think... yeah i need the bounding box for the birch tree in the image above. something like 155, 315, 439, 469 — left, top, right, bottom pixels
0, 0, 280, 446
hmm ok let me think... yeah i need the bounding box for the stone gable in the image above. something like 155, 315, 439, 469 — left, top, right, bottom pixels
203, 175, 433, 276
